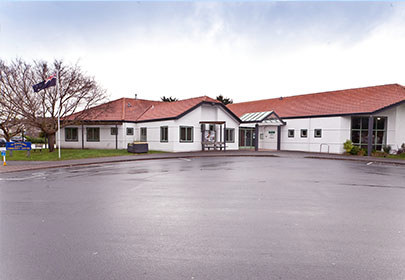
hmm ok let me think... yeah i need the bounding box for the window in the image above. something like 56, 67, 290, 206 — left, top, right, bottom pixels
301, 129, 308, 138
209, 124, 215, 131
65, 127, 78, 142
86, 127, 100, 142
226, 128, 235, 143
111, 127, 118, 135
351, 116, 386, 151
160, 126, 168, 142
288, 129, 295, 138
314, 129, 322, 138
140, 127, 147, 142
126, 127, 134, 136
180, 126, 193, 142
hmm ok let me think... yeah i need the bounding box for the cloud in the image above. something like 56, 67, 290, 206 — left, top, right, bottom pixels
1, 2, 405, 102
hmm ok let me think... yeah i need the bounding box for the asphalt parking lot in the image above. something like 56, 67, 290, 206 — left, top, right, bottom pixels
1, 156, 405, 280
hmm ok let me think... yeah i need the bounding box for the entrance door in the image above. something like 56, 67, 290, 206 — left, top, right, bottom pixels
239, 127, 255, 149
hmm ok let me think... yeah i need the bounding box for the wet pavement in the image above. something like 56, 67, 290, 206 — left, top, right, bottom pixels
1, 156, 405, 280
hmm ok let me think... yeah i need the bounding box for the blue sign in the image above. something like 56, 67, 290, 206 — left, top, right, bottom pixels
1, 150, 5, 156
6, 142, 32, 151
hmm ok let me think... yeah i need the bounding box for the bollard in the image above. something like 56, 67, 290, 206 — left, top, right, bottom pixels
1, 150, 6, 166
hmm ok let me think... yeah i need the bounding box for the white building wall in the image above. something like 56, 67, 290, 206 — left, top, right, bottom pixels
258, 126, 278, 150
279, 116, 350, 154
378, 102, 405, 151
395, 103, 405, 148
59, 124, 134, 150
59, 103, 240, 152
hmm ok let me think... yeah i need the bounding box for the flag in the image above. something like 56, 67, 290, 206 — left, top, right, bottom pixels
33, 74, 57, 92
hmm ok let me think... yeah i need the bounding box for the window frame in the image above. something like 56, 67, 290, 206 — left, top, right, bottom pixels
86, 127, 100, 142
179, 126, 194, 143
65, 127, 78, 142
314, 129, 322, 138
160, 126, 168, 143
288, 129, 295, 138
110, 127, 118, 136
351, 116, 387, 151
140, 127, 147, 142
225, 128, 235, 143
126, 127, 134, 136
300, 129, 308, 138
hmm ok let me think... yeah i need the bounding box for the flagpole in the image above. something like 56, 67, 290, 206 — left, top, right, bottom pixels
57, 69, 61, 159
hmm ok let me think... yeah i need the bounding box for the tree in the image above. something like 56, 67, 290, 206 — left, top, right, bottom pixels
0, 59, 107, 152
161, 96, 178, 102
0, 100, 24, 141
216, 94, 233, 105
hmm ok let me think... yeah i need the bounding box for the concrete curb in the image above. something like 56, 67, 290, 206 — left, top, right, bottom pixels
1, 151, 404, 174
0, 153, 279, 174
305, 155, 405, 166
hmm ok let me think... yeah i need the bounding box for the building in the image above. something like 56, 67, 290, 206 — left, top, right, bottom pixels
60, 96, 241, 152
228, 84, 405, 154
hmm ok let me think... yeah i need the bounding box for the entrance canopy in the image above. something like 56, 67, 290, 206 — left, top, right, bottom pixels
240, 111, 285, 126
199, 121, 227, 151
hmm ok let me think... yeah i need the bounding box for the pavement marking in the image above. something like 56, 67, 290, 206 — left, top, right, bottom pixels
366, 162, 373, 165
0, 172, 46, 181
178, 158, 192, 162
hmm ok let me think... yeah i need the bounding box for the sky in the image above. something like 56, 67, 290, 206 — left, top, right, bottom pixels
1, 1, 405, 102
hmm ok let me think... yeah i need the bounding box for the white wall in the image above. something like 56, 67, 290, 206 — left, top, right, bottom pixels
59, 103, 240, 152
59, 124, 136, 150
258, 125, 278, 150
279, 116, 350, 154
378, 102, 405, 151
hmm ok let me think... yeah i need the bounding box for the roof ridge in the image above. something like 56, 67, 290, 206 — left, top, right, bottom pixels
230, 83, 402, 105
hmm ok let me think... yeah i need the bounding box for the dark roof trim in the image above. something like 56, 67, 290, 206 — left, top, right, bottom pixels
136, 101, 241, 124
371, 100, 405, 115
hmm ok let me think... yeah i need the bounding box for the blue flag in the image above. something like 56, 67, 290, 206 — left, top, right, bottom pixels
33, 74, 57, 92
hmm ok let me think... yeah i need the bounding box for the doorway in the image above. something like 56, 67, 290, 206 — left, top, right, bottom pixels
239, 127, 255, 149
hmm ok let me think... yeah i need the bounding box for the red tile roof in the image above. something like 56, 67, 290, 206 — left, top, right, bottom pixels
65, 96, 221, 122
227, 84, 405, 119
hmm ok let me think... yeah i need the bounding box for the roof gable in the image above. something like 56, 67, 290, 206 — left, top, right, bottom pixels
65, 96, 228, 123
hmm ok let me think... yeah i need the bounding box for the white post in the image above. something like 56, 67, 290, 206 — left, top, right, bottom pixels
57, 70, 61, 159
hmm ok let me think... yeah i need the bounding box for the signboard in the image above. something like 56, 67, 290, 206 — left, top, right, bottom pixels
1, 150, 5, 156
6, 141, 31, 151
268, 130, 276, 139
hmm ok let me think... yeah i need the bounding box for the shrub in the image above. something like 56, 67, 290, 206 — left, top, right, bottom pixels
25, 136, 47, 144
343, 140, 354, 154
372, 151, 387, 157
350, 146, 361, 155
358, 149, 366, 156
383, 145, 392, 154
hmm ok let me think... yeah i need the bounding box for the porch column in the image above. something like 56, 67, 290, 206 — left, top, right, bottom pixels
223, 123, 226, 151
115, 124, 118, 150
277, 125, 281, 151
367, 116, 374, 156
255, 124, 259, 151
201, 124, 205, 151
81, 123, 84, 149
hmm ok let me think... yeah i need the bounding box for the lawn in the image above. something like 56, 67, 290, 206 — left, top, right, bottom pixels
4, 149, 165, 161
387, 153, 405, 160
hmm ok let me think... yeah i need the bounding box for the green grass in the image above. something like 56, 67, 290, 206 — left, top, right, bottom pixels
5, 149, 165, 161
387, 153, 405, 160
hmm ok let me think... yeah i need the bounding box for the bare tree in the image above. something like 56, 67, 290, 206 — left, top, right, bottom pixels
0, 100, 24, 141
0, 59, 107, 152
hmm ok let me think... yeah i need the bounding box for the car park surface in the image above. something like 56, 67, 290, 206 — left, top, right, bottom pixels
1, 156, 405, 280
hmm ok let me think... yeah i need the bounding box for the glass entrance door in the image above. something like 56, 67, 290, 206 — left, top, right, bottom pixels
239, 127, 255, 149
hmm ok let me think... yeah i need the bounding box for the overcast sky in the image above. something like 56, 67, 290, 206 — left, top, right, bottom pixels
1, 1, 405, 102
